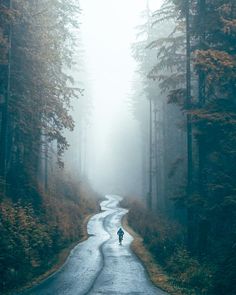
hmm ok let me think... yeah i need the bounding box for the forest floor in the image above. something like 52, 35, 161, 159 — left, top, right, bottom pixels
20, 213, 95, 293
122, 215, 189, 295
12, 212, 96, 295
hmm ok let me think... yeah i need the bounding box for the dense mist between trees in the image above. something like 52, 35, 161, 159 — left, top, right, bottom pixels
64, 0, 163, 197
0, 0, 235, 293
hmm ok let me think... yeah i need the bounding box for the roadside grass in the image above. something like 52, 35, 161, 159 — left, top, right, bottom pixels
122, 214, 184, 295
0, 179, 101, 294
17, 213, 94, 294
121, 198, 213, 295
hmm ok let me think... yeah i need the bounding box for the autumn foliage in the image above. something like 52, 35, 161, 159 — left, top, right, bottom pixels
131, 0, 236, 293
0, 178, 99, 293
0, 0, 99, 293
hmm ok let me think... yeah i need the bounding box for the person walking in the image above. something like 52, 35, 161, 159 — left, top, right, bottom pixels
117, 228, 124, 245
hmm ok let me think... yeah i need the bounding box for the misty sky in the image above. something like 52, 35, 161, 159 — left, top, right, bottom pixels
66, 0, 163, 196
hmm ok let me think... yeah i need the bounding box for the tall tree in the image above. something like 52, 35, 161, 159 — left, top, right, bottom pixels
0, 0, 12, 186
132, 0, 155, 209
0, 0, 80, 201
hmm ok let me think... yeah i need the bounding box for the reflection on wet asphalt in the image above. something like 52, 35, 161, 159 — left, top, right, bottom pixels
18, 195, 167, 295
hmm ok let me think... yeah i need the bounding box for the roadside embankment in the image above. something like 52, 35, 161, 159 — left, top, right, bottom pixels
18, 212, 95, 294
122, 215, 183, 295
121, 198, 212, 295
0, 179, 102, 295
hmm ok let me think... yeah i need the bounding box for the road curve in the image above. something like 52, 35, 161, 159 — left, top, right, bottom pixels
18, 195, 167, 295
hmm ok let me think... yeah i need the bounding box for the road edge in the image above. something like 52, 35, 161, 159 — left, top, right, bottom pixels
122, 215, 183, 295
12, 213, 95, 295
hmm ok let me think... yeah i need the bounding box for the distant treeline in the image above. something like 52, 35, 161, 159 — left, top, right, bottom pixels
0, 1, 98, 293
131, 0, 236, 294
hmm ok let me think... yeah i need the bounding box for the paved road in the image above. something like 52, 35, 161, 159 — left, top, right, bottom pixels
19, 195, 167, 295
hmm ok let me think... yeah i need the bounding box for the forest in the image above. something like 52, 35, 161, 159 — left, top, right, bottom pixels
0, 0, 99, 293
128, 0, 236, 294
0, 0, 236, 294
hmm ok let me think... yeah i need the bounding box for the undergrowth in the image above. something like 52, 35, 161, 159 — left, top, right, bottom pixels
0, 177, 100, 294
121, 198, 214, 294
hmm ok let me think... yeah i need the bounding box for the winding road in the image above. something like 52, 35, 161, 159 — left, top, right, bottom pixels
19, 195, 166, 295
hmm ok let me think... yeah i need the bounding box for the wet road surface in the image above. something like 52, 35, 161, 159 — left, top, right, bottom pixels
18, 195, 167, 295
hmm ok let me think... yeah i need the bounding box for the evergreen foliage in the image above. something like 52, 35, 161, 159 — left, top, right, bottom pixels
131, 0, 236, 293
0, 1, 99, 293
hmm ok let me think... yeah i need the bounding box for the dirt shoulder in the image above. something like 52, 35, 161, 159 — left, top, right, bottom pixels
122, 215, 184, 295
12, 213, 95, 295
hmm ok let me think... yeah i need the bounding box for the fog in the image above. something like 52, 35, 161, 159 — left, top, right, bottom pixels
1, 1, 232, 291
63, 0, 163, 197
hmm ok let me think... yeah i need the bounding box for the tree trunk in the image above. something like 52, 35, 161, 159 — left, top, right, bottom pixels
44, 141, 48, 192
0, 0, 12, 185
197, 0, 209, 257
185, 0, 194, 252
198, 0, 206, 195
147, 98, 153, 210
154, 102, 159, 211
